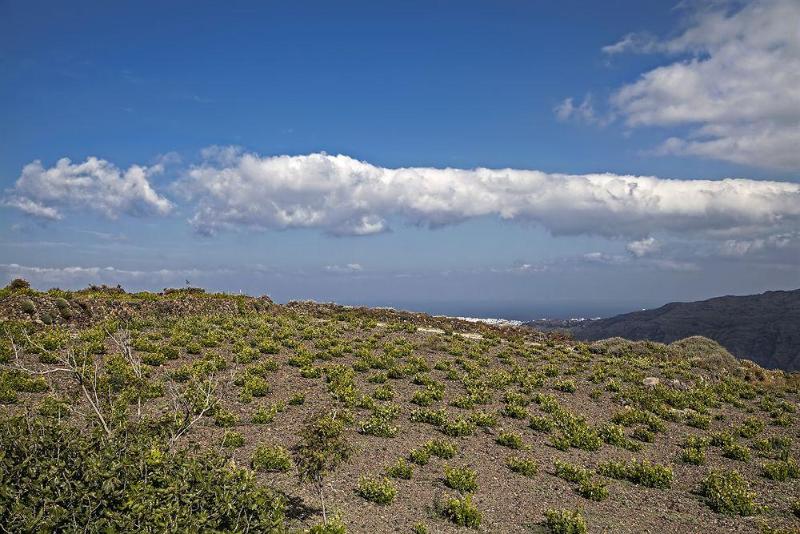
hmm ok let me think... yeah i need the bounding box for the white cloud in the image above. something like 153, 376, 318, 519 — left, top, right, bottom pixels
626, 236, 661, 257
554, 94, 610, 126
4, 157, 173, 220
175, 150, 800, 242
609, 0, 800, 169
324, 263, 364, 274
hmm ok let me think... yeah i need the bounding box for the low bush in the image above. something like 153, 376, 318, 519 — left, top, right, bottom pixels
577, 478, 608, 501
554, 460, 591, 484
597, 459, 673, 489
544, 508, 587, 534
441, 494, 482, 528
444, 465, 478, 493
252, 444, 292, 472
386, 458, 413, 479
496, 430, 524, 449
356, 476, 396, 505
506, 456, 539, 477
700, 469, 759, 515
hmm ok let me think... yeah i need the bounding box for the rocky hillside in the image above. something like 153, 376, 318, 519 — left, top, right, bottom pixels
534, 289, 800, 372
1, 281, 799, 533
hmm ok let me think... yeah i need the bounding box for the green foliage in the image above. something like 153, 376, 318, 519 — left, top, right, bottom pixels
544, 508, 587, 534
496, 430, 524, 449
410, 408, 447, 426
356, 476, 396, 505
295, 410, 353, 485
506, 456, 539, 477
700, 469, 759, 515
440, 417, 476, 437
0, 417, 286, 532
441, 494, 482, 528
252, 444, 293, 473
760, 459, 799, 481
722, 442, 751, 462
409, 447, 431, 465
386, 458, 413, 479
553, 460, 591, 484
469, 410, 497, 428
444, 465, 478, 493
425, 439, 457, 459
252, 401, 285, 424
680, 446, 706, 465
577, 478, 609, 501
529, 415, 555, 433
221, 430, 245, 448
597, 459, 673, 489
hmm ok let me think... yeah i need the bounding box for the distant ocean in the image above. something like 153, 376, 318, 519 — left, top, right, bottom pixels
317, 299, 643, 323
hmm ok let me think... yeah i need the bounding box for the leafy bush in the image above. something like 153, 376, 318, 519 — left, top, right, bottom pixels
496, 430, 524, 449
553, 460, 591, 484
597, 459, 673, 489
680, 447, 706, 465
700, 469, 759, 515
410, 408, 447, 426
544, 508, 587, 534
425, 439, 457, 459
760, 459, 799, 481
722, 442, 751, 462
409, 447, 431, 465
221, 430, 245, 448
386, 458, 413, 479
529, 415, 555, 433
0, 416, 286, 532
441, 417, 476, 437
507, 456, 539, 477
252, 444, 293, 472
469, 410, 497, 428
441, 494, 482, 528
356, 476, 396, 504
577, 478, 608, 501
444, 465, 478, 493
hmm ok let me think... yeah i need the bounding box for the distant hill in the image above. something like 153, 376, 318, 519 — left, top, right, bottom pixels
527, 289, 800, 371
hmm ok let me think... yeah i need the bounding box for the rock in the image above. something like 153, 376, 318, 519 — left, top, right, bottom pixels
642, 377, 660, 388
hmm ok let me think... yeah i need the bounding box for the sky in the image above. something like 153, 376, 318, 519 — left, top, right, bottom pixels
1, 0, 798, 319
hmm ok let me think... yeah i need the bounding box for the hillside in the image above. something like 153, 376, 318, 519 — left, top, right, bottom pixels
535, 290, 800, 372
1, 281, 799, 533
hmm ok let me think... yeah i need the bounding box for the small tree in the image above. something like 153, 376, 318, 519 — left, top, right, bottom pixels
295, 409, 352, 524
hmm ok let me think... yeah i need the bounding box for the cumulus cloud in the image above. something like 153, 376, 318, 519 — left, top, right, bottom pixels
554, 94, 611, 126
4, 157, 173, 220
609, 0, 800, 169
626, 237, 661, 257
174, 150, 800, 242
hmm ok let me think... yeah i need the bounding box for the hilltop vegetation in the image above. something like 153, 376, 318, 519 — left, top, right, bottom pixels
1, 280, 799, 533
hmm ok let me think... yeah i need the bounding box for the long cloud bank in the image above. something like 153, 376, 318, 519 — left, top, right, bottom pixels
5, 150, 800, 247
176, 150, 800, 240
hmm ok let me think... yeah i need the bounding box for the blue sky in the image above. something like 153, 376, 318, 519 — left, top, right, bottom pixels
1, 0, 799, 318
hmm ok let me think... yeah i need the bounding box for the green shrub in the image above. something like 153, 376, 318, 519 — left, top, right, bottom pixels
412, 523, 429, 534
529, 415, 555, 433
252, 444, 292, 472
680, 447, 706, 465
410, 408, 447, 426
737, 417, 765, 438
441, 417, 475, 437
632, 426, 654, 443
409, 447, 431, 465
441, 494, 482, 528
577, 478, 608, 501
386, 458, 413, 479
598, 423, 641, 452
289, 392, 305, 405
252, 402, 284, 424
544, 508, 587, 534
496, 430, 524, 449
469, 410, 497, 428
0, 417, 286, 532
722, 442, 751, 462
20, 299, 36, 314
356, 476, 396, 505
507, 456, 539, 477
554, 379, 577, 393
597, 459, 672, 489
700, 469, 759, 515
213, 408, 238, 427
502, 403, 528, 419
554, 460, 591, 484
372, 384, 394, 401
760, 459, 799, 481
686, 412, 711, 429
221, 430, 245, 448
792, 499, 800, 517
444, 465, 478, 493
425, 439, 457, 459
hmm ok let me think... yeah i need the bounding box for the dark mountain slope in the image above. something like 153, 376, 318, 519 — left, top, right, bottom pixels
557, 289, 800, 371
